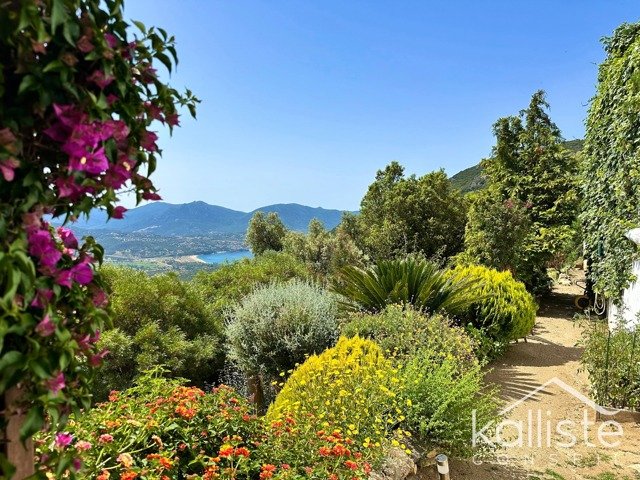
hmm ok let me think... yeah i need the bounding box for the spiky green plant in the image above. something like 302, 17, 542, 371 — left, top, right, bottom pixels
331, 258, 477, 316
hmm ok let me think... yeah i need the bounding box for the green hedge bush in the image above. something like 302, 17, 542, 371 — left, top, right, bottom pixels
447, 264, 537, 357
95, 266, 224, 400
399, 352, 500, 455
341, 305, 476, 369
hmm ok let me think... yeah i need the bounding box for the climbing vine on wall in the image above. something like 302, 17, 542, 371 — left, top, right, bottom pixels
581, 22, 640, 300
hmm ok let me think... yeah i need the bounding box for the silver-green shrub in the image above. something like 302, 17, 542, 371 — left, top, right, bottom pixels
226, 280, 339, 381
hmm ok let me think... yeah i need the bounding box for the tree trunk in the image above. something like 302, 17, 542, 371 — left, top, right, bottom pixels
247, 374, 265, 414
2, 386, 35, 479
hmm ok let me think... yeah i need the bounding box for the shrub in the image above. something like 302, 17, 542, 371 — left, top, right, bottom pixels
581, 319, 640, 411
447, 264, 536, 356
399, 352, 501, 455
193, 251, 310, 318
38, 370, 261, 479
94, 266, 224, 400
341, 305, 476, 369
332, 257, 477, 316
266, 337, 408, 468
226, 280, 339, 381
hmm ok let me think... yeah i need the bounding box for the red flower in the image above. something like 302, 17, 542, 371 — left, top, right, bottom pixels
218, 445, 234, 458
344, 460, 358, 471
234, 447, 250, 458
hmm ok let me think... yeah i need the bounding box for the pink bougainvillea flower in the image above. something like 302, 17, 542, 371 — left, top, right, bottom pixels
142, 191, 162, 201
55, 269, 73, 288
54, 432, 73, 448
35, 315, 56, 337
57, 227, 78, 249
22, 210, 43, 233
108, 120, 129, 143
106, 94, 119, 106
31, 288, 54, 309
68, 146, 109, 175
55, 176, 86, 200
89, 349, 109, 366
165, 112, 180, 127
144, 102, 164, 122
140, 130, 158, 152
112, 206, 127, 219
92, 289, 108, 307
88, 70, 115, 90
28, 229, 62, 267
0, 127, 17, 146
76, 35, 94, 53
51, 103, 86, 130
71, 261, 93, 285
0, 156, 19, 181
77, 330, 101, 351
104, 32, 118, 49
47, 372, 66, 394
104, 159, 133, 189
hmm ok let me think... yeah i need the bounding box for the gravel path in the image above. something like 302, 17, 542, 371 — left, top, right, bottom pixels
421, 272, 640, 480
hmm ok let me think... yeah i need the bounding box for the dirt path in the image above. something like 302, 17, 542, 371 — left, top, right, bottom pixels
424, 272, 640, 480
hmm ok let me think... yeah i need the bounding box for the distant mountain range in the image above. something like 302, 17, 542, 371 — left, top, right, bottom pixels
71, 201, 350, 236
449, 139, 584, 193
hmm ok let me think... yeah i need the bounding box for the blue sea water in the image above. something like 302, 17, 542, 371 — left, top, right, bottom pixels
198, 250, 253, 264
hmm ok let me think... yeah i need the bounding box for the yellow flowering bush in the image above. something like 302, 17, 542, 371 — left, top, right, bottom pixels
447, 264, 537, 357
265, 337, 409, 470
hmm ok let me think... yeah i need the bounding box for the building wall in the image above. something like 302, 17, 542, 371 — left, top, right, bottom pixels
608, 259, 640, 328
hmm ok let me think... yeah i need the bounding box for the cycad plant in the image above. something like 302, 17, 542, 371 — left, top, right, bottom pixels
332, 257, 478, 316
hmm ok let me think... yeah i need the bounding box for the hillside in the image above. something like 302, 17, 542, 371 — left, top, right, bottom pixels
69, 201, 349, 236
449, 139, 584, 193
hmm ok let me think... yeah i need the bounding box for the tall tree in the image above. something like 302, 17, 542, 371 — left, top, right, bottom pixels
357, 162, 467, 261
246, 211, 287, 255
470, 91, 579, 291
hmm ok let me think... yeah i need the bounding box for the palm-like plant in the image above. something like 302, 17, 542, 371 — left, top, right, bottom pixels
332, 257, 478, 317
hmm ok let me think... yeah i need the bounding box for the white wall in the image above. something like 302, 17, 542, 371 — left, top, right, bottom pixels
608, 230, 640, 328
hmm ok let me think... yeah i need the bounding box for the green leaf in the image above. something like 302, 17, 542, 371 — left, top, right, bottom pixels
19, 406, 44, 440
50, 0, 68, 33
132, 20, 147, 34
17, 75, 37, 95
155, 52, 172, 74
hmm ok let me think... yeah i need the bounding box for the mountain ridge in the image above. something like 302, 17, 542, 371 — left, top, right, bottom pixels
70, 201, 352, 236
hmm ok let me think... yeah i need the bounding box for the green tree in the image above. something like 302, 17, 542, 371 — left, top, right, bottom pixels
282, 218, 363, 279
357, 162, 467, 260
472, 91, 580, 292
581, 22, 640, 299
462, 192, 531, 275
246, 211, 287, 255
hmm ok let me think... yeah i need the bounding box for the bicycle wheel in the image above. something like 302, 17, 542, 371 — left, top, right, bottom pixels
574, 295, 590, 311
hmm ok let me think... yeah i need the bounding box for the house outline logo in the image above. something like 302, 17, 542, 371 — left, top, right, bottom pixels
499, 376, 621, 417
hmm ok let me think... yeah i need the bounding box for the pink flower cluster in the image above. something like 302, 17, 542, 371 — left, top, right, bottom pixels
42, 100, 164, 209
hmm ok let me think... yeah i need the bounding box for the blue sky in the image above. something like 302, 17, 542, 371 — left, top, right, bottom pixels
124, 1, 638, 212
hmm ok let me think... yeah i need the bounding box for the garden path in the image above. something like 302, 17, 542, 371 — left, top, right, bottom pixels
423, 271, 640, 480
